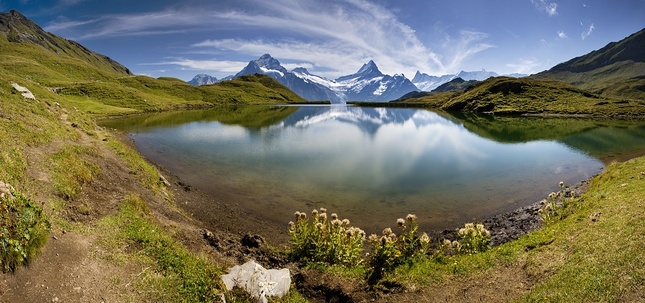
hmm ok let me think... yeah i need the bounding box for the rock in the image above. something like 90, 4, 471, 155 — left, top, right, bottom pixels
221, 260, 291, 302
0, 181, 14, 199
241, 234, 264, 248
11, 83, 35, 100
203, 229, 220, 249
159, 174, 171, 187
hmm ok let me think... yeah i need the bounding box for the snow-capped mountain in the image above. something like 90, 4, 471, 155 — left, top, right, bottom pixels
232, 54, 418, 103
236, 54, 343, 103
335, 61, 419, 102
188, 74, 218, 86
412, 69, 526, 92
411, 71, 456, 91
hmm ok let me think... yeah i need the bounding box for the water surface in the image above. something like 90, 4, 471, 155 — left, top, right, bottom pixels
101, 106, 645, 232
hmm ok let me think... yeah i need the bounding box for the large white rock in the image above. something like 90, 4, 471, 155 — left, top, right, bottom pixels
221, 260, 291, 303
11, 83, 35, 100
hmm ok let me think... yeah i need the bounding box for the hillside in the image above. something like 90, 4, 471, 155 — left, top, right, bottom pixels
0, 10, 304, 115
533, 28, 645, 100
395, 76, 645, 116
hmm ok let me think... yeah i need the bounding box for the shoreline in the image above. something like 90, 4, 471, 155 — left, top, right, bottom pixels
114, 129, 597, 249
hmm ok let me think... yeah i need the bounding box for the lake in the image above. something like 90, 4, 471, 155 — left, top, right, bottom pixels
100, 105, 645, 233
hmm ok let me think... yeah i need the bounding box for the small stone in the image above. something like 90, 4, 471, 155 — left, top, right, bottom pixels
241, 234, 264, 248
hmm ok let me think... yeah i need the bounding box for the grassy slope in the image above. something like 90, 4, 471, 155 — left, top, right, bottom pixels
395, 77, 645, 116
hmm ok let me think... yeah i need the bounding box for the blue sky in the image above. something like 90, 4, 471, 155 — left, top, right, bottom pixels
3, 0, 644, 81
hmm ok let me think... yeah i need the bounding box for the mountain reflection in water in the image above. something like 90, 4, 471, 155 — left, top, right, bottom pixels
100, 105, 645, 233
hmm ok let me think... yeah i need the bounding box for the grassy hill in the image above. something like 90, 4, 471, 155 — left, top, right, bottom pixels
533, 28, 645, 100
394, 76, 645, 116
0, 10, 304, 116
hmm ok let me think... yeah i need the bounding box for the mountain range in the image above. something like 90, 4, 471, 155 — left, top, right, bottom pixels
190, 54, 527, 102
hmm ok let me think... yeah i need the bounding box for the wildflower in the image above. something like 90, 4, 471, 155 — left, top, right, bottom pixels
540, 199, 548, 205
406, 214, 417, 222
346, 229, 355, 237
357, 229, 366, 238
331, 219, 342, 226
419, 232, 430, 244
318, 213, 327, 221
294, 211, 301, 220
315, 222, 324, 230
458, 228, 466, 236
559, 181, 564, 188
299, 212, 307, 220
548, 192, 556, 199
388, 232, 397, 240
383, 227, 393, 236
443, 239, 452, 246
476, 223, 485, 231
368, 234, 379, 242
397, 218, 405, 227
319, 208, 327, 214
342, 218, 350, 226
331, 213, 338, 220
288, 221, 295, 229
464, 223, 474, 229
312, 209, 319, 217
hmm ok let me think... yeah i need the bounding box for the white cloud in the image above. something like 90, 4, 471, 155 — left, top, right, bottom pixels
557, 31, 568, 39
581, 23, 595, 40
45, 0, 493, 77
506, 58, 542, 75
531, 0, 558, 16
140, 58, 248, 73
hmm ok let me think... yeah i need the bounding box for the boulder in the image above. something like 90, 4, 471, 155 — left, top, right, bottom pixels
0, 181, 14, 199
11, 83, 35, 100
221, 260, 291, 303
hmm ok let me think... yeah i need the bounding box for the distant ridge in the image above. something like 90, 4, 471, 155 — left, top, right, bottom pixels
534, 28, 645, 100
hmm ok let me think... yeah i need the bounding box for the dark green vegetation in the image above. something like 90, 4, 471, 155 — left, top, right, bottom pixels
0, 189, 50, 272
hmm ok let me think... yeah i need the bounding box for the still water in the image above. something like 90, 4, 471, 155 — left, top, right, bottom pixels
101, 105, 645, 232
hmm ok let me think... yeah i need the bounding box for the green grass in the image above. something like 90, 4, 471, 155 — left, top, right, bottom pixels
49, 144, 101, 201
96, 195, 224, 302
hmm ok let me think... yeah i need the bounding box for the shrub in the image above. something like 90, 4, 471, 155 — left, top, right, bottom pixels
0, 187, 50, 272
288, 208, 365, 266
366, 214, 430, 285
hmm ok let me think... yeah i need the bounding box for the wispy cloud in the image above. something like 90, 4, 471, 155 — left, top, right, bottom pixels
139, 58, 248, 73
45, 0, 492, 77
557, 31, 568, 39
581, 23, 595, 40
531, 0, 558, 16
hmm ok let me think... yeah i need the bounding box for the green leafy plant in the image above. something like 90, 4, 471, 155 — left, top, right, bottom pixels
288, 208, 365, 266
457, 223, 491, 254
366, 214, 430, 285
0, 187, 50, 272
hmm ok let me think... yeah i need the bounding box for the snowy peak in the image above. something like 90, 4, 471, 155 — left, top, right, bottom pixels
188, 74, 218, 86
336, 60, 384, 82
455, 69, 498, 81
235, 53, 288, 77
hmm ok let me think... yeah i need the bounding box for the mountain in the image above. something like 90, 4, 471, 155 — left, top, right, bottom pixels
334, 60, 419, 102
188, 74, 218, 86
235, 54, 342, 103
533, 28, 645, 100
231, 54, 418, 103
412, 69, 502, 92
411, 72, 455, 91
